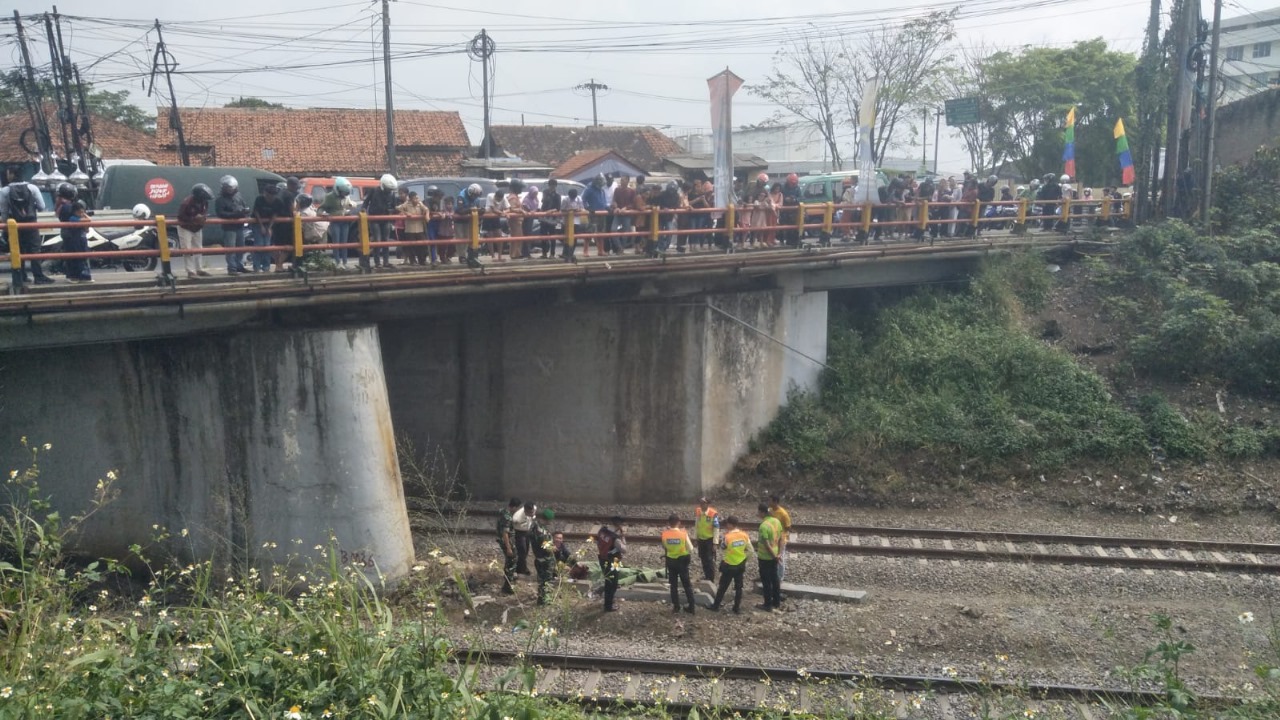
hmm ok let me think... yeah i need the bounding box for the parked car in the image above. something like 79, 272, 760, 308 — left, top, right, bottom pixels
96, 165, 285, 218
796, 169, 888, 205
398, 176, 498, 205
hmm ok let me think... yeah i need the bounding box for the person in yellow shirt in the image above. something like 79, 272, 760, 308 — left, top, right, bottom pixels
693, 497, 720, 582
769, 494, 793, 583
660, 513, 696, 615
708, 516, 752, 614
756, 503, 784, 612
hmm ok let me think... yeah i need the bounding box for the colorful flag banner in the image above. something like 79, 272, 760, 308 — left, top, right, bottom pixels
1062, 106, 1076, 179
1114, 118, 1135, 186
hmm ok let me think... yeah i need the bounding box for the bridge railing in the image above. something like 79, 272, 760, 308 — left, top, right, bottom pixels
3, 196, 1131, 290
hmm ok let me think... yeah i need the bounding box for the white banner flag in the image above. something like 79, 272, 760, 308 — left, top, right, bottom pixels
852, 77, 880, 205
708, 68, 744, 209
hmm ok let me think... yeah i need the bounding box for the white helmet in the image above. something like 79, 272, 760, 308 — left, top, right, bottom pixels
132, 203, 152, 220
219, 174, 238, 191
466, 183, 482, 197
380, 173, 397, 191
1059, 174, 1071, 184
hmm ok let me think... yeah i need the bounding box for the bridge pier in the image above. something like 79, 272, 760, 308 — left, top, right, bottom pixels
382, 281, 827, 503
0, 324, 413, 579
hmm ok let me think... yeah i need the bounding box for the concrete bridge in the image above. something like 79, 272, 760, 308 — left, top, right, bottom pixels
0, 239, 1049, 579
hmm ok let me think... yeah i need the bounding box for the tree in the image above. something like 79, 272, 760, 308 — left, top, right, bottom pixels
0, 69, 153, 133
750, 36, 848, 170
982, 39, 1137, 186
944, 44, 1005, 175
224, 96, 286, 110
839, 10, 957, 164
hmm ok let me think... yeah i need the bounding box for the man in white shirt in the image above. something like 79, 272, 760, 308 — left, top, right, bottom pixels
511, 501, 537, 575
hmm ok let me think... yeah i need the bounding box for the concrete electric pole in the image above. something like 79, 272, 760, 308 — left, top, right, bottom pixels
1201, 0, 1224, 223
382, 0, 397, 175
576, 79, 609, 126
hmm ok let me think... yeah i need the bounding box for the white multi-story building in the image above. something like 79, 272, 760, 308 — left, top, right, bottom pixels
674, 123, 835, 175
1220, 7, 1280, 103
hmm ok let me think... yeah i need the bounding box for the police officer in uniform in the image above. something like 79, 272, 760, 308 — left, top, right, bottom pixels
497, 497, 520, 595
661, 513, 696, 615
693, 497, 720, 582
531, 508, 557, 606
708, 516, 752, 614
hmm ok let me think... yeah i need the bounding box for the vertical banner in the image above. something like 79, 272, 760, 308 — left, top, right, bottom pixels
852, 77, 880, 204
707, 68, 744, 209
1114, 118, 1136, 185
1063, 106, 1076, 179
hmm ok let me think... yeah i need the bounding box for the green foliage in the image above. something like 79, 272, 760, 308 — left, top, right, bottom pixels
224, 96, 287, 110
0, 70, 153, 133
980, 39, 1137, 186
1212, 144, 1280, 234
762, 253, 1147, 471
1099, 221, 1280, 396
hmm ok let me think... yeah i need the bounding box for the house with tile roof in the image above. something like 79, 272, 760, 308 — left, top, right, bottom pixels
480, 125, 682, 174
0, 110, 165, 180
155, 107, 471, 177
552, 149, 647, 183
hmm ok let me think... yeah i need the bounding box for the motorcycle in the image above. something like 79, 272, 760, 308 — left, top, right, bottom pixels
40, 225, 161, 274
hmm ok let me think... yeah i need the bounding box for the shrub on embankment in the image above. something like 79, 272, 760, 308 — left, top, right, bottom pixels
759, 227, 1280, 476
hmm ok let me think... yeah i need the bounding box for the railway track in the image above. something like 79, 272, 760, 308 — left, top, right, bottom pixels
425, 507, 1280, 575
448, 648, 1239, 717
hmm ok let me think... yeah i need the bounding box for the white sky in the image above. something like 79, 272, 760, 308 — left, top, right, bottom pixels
6, 0, 1275, 172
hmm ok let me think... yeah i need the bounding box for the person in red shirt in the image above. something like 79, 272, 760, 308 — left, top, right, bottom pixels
611, 176, 638, 254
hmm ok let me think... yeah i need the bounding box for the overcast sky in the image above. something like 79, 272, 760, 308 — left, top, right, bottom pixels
6, 0, 1272, 172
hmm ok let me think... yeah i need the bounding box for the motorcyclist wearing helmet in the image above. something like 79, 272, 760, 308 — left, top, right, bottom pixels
539, 178, 562, 259
176, 183, 214, 278
779, 173, 802, 247
54, 182, 78, 214
361, 173, 398, 269
215, 175, 250, 275
1037, 172, 1063, 230
318, 177, 357, 268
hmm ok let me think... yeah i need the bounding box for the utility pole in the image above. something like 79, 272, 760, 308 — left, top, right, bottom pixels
576, 78, 609, 126
1162, 0, 1199, 217
149, 20, 190, 166
1201, 0, 1224, 224
933, 106, 941, 174
42, 12, 75, 162
12, 11, 54, 171
381, 0, 397, 175
921, 107, 928, 172
468, 30, 496, 159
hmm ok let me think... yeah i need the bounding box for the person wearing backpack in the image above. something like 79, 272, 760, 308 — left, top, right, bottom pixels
0, 173, 53, 284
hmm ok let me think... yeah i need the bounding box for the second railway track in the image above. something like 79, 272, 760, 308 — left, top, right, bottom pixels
423, 506, 1280, 575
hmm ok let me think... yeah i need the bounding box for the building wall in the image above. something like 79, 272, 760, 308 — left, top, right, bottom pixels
1214, 88, 1280, 166
677, 125, 829, 164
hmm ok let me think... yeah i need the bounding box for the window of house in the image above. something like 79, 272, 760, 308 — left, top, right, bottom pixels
1227, 45, 1245, 61
1253, 41, 1271, 58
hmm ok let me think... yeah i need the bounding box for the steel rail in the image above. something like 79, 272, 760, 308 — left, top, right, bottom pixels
456, 648, 1239, 709
453, 507, 1280, 555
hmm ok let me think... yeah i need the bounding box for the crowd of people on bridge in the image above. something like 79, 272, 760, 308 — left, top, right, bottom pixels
1, 165, 1129, 286
496, 495, 794, 615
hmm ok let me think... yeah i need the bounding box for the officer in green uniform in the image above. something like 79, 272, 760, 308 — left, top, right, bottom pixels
531, 508, 557, 606
497, 497, 520, 595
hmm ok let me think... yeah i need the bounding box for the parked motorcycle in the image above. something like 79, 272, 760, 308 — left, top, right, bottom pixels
39, 203, 165, 274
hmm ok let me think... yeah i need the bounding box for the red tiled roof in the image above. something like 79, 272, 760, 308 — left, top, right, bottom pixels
155, 107, 471, 176
553, 148, 617, 178
0, 110, 163, 164
486, 125, 682, 172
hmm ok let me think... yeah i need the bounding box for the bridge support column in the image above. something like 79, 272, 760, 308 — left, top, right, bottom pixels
383, 282, 827, 503
0, 324, 413, 580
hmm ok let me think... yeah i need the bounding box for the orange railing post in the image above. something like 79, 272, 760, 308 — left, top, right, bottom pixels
6, 218, 22, 291
155, 214, 172, 278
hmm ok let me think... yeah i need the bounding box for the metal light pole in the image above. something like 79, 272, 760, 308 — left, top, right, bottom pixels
1201, 0, 1224, 224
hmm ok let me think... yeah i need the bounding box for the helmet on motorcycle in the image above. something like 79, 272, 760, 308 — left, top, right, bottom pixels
132, 203, 152, 220
192, 184, 214, 202
466, 183, 482, 197
296, 193, 313, 210
334, 177, 352, 195
786, 173, 799, 184
219, 175, 238, 191
757, 172, 768, 183
56, 182, 77, 200
1059, 174, 1071, 184
380, 173, 397, 191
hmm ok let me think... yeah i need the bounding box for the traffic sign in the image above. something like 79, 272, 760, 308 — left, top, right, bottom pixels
945, 97, 980, 126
